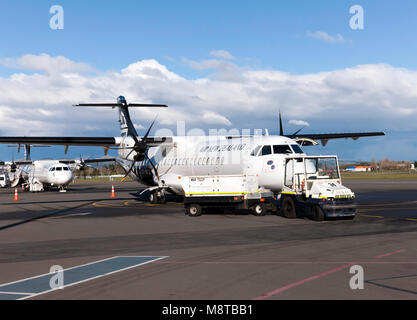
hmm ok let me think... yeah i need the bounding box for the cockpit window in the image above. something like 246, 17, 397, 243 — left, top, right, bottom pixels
63, 167, 69, 171
273, 145, 292, 154
49, 167, 55, 171
56, 167, 62, 171
261, 145, 272, 156
291, 144, 304, 154
250, 145, 262, 156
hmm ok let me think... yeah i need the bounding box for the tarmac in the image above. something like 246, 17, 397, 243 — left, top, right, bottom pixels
0, 179, 416, 300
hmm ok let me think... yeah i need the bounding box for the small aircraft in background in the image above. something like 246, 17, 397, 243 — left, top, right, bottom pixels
0, 144, 115, 192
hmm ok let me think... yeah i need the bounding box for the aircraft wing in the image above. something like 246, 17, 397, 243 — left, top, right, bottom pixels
292, 132, 385, 146
59, 157, 117, 165
0, 136, 172, 146
0, 137, 117, 146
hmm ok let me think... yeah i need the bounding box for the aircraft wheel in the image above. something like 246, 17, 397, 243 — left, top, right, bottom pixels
159, 192, 166, 204
252, 203, 267, 216
312, 205, 325, 221
149, 191, 158, 204
281, 196, 296, 219
186, 204, 202, 217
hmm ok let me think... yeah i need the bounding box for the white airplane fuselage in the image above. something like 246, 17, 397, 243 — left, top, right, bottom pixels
117, 135, 305, 195
20, 160, 74, 190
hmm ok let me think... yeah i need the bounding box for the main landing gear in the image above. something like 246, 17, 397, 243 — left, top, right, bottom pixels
149, 189, 166, 204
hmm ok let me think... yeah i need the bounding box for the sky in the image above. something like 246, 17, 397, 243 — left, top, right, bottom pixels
0, 0, 416, 161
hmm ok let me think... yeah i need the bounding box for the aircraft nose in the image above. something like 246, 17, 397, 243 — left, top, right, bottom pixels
56, 171, 73, 184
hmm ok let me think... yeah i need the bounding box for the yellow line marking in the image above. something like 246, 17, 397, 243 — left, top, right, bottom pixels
360, 214, 384, 219
406, 218, 417, 222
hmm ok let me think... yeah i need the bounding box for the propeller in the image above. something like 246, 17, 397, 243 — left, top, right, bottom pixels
278, 111, 305, 138
120, 118, 160, 183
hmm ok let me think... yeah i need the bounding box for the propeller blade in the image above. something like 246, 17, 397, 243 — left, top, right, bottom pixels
290, 126, 306, 138
143, 116, 158, 140
121, 160, 136, 182
145, 153, 159, 183
279, 111, 284, 136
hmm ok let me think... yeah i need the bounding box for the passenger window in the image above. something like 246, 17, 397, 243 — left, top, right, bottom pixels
273, 145, 292, 154
261, 145, 272, 156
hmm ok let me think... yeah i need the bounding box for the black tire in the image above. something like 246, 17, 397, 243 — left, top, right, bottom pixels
252, 203, 267, 216
281, 196, 297, 219
312, 205, 325, 221
158, 192, 166, 204
149, 191, 158, 204
186, 204, 202, 217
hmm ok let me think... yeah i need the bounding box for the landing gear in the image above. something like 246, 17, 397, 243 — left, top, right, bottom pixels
149, 189, 166, 204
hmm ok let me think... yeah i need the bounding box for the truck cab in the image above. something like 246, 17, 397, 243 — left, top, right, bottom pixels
280, 155, 356, 221
0, 173, 10, 188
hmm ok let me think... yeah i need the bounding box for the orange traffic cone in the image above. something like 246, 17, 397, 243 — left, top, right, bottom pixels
111, 185, 116, 198
14, 188, 19, 201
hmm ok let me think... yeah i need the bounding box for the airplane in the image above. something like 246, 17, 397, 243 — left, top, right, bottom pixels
0, 144, 115, 191
0, 96, 385, 200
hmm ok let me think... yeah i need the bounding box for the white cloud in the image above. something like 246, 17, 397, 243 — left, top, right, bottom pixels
306, 31, 348, 44
0, 53, 92, 74
289, 120, 310, 127
0, 53, 416, 149
210, 50, 234, 60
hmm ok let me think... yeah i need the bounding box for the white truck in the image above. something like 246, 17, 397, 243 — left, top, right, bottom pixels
180, 174, 276, 216
280, 155, 357, 221
0, 173, 10, 188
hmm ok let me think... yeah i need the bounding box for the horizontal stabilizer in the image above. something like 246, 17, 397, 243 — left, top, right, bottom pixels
74, 103, 168, 108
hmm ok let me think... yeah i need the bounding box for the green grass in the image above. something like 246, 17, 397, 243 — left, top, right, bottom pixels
341, 171, 417, 179
72, 176, 132, 184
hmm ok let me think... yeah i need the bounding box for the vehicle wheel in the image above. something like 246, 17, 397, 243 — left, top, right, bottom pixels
312, 205, 325, 221
281, 196, 296, 219
252, 203, 267, 216
186, 204, 202, 217
149, 191, 158, 204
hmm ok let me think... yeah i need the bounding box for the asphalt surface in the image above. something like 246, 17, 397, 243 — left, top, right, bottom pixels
0, 179, 416, 300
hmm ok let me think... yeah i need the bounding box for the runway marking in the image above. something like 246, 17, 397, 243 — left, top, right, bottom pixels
252, 247, 410, 300
359, 214, 384, 219
0, 256, 167, 300
374, 249, 406, 259
253, 263, 353, 300
359, 201, 417, 207
48, 212, 93, 219
157, 261, 417, 265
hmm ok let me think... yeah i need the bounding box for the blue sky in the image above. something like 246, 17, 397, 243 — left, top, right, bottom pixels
0, 0, 416, 161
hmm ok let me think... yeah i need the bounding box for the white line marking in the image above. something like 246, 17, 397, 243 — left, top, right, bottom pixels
19, 256, 168, 300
